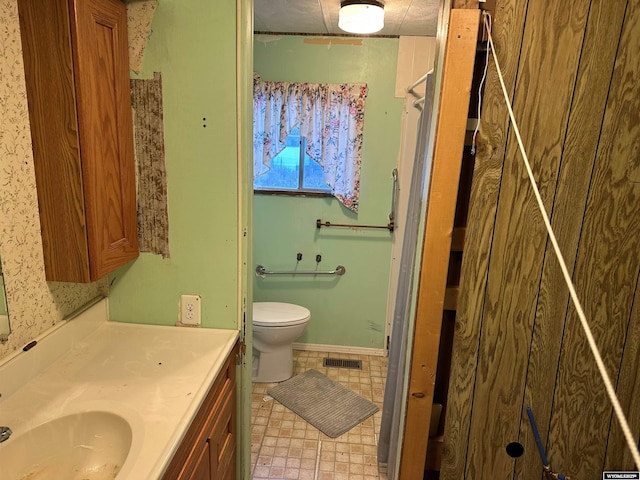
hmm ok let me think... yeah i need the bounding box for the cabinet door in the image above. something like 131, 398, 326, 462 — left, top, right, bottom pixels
190, 441, 211, 480
209, 389, 236, 480
71, 0, 139, 280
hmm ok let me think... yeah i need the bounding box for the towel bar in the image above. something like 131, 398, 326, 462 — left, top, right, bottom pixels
315, 168, 397, 232
256, 265, 346, 277
316, 219, 394, 231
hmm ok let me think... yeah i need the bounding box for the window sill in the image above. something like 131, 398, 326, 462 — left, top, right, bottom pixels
254, 189, 333, 198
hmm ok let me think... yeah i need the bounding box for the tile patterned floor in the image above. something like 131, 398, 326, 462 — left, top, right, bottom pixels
251, 350, 389, 480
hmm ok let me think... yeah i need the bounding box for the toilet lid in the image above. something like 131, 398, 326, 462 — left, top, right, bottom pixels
253, 302, 311, 327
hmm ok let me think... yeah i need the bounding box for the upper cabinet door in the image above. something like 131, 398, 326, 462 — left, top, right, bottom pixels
18, 0, 138, 283
71, 0, 139, 280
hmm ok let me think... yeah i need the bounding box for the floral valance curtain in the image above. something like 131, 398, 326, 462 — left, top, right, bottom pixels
253, 75, 368, 212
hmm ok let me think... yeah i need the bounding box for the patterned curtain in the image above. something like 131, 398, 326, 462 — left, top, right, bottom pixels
253, 75, 368, 213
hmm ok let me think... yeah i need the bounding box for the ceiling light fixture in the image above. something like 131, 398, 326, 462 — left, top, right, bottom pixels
338, 0, 385, 35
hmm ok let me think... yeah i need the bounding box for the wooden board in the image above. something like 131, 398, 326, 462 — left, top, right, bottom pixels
441, 0, 529, 476
398, 9, 479, 480
444, 0, 640, 478
463, 1, 592, 477
546, 0, 640, 475
516, 0, 629, 476
605, 271, 640, 469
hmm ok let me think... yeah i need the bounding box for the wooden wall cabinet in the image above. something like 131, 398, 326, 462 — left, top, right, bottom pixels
161, 343, 238, 480
17, 0, 139, 283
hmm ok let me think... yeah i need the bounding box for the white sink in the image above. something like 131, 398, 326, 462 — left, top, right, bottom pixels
0, 299, 239, 478
0, 411, 132, 480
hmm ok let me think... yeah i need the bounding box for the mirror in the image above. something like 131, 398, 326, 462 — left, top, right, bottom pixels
0, 260, 10, 342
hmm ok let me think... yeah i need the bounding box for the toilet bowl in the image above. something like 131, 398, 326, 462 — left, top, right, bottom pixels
252, 302, 311, 383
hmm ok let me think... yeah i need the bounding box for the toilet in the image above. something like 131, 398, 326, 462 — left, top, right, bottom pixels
252, 302, 311, 383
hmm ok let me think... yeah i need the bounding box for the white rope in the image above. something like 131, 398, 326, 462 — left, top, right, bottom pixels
482, 11, 640, 470
471, 13, 491, 155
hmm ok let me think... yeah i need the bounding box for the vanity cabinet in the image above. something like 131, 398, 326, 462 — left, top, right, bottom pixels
161, 342, 238, 480
17, 0, 138, 283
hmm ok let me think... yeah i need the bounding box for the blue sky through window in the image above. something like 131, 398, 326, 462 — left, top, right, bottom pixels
254, 127, 331, 192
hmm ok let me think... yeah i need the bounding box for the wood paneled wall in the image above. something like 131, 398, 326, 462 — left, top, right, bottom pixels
443, 0, 640, 478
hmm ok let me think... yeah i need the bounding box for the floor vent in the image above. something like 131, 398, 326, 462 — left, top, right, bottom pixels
322, 357, 362, 370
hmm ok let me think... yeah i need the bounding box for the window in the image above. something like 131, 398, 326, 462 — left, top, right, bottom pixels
253, 76, 368, 212
254, 127, 331, 194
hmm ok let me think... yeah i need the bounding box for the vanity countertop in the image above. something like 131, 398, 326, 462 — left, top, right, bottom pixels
0, 298, 239, 479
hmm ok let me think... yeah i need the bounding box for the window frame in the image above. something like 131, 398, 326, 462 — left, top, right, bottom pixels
253, 132, 333, 196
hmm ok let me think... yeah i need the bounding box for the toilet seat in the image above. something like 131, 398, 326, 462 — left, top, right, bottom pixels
253, 302, 311, 327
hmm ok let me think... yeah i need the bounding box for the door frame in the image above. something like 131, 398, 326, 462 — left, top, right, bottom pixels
397, 2, 480, 478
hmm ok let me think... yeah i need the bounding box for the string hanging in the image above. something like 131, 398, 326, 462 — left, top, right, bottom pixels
471, 12, 491, 155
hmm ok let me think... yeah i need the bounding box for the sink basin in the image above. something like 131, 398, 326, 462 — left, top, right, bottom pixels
0, 411, 132, 480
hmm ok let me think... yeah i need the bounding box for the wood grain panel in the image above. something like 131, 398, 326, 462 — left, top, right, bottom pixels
441, 0, 529, 477
72, 0, 139, 280
16, 0, 91, 282
398, 9, 479, 480
516, 0, 628, 477
604, 270, 640, 469
444, 0, 640, 478
547, 1, 640, 475
452, 0, 480, 9
464, 0, 592, 477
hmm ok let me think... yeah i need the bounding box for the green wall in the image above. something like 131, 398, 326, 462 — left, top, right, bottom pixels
108, 0, 239, 329
253, 36, 403, 350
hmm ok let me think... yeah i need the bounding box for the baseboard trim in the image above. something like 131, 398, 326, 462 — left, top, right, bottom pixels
293, 342, 387, 357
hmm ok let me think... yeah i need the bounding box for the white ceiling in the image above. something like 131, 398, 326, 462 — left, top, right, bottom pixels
254, 0, 441, 37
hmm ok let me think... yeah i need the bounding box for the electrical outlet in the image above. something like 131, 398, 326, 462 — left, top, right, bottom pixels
180, 294, 201, 326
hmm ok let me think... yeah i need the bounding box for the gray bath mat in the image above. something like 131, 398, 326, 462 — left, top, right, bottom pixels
268, 369, 379, 438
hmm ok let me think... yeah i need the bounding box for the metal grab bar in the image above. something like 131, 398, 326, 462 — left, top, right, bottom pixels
256, 264, 346, 277
316, 219, 394, 231
316, 169, 397, 232
390, 168, 398, 225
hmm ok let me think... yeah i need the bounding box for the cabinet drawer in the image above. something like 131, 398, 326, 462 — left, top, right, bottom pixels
190, 441, 211, 480
209, 387, 236, 480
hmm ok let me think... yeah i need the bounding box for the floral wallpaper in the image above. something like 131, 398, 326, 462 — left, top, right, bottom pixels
131, 72, 170, 257
127, 0, 158, 73
0, 0, 108, 361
